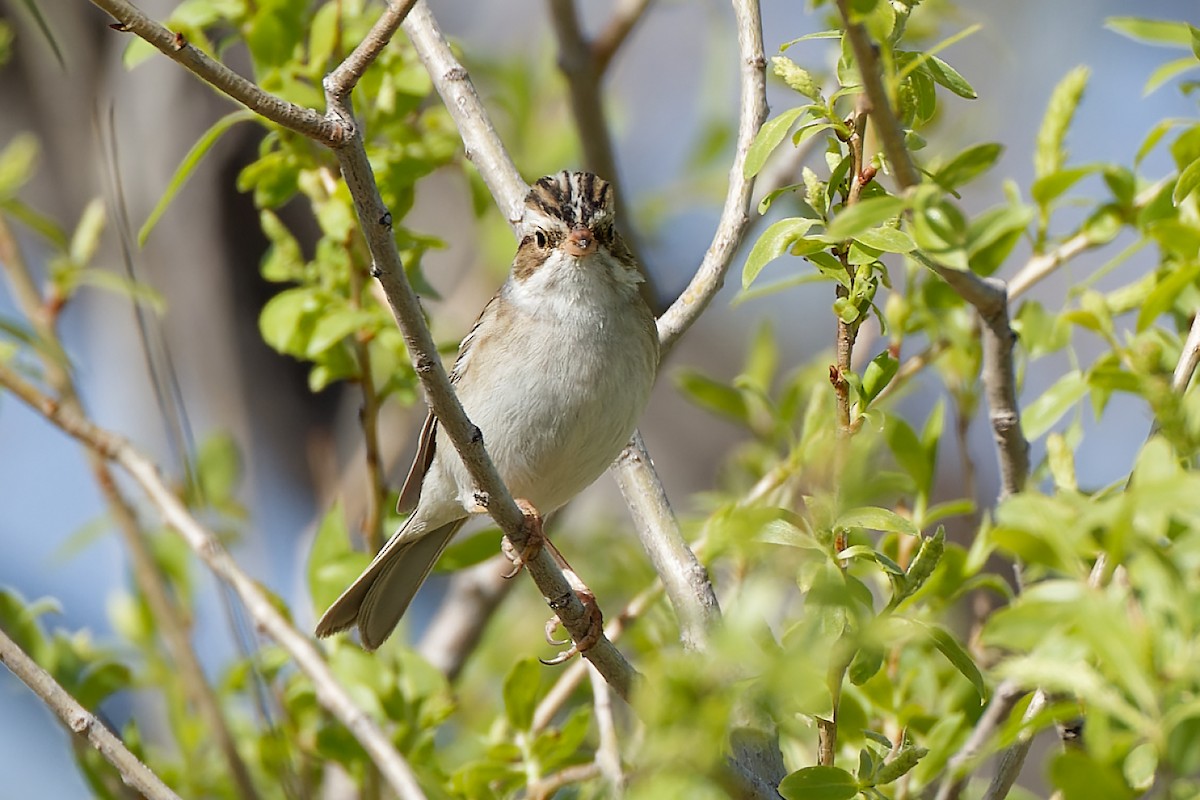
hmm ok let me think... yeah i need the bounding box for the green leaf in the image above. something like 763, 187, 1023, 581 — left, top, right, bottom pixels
772, 55, 822, 100
744, 107, 808, 179
437, 527, 502, 571
14, 0, 64, 69
139, 110, 257, 246
779, 766, 859, 800
1050, 749, 1136, 800
259, 287, 319, 356
967, 203, 1033, 276
1173, 158, 1200, 205
742, 217, 818, 288
934, 142, 1003, 190
0, 198, 67, 249
824, 195, 906, 241
860, 351, 899, 404
195, 433, 241, 508
919, 621, 986, 701
836, 506, 920, 537
1143, 56, 1200, 96
0, 133, 39, 199
925, 55, 976, 99
675, 369, 748, 424
1035, 66, 1090, 179
886, 416, 931, 495
853, 226, 915, 253
1137, 261, 1200, 331
307, 307, 373, 358
503, 658, 542, 731
307, 502, 370, 616
1105, 17, 1194, 48
68, 200, 107, 267
1021, 370, 1087, 439
1031, 165, 1102, 208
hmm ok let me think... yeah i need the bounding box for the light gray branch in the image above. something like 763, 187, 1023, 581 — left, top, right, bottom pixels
654, 0, 769, 358
401, 0, 527, 227
0, 362, 430, 800
0, 628, 182, 800
416, 555, 514, 680
612, 432, 719, 650
90, 0, 340, 143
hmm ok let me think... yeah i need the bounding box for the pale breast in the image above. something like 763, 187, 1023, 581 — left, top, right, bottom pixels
440, 288, 657, 515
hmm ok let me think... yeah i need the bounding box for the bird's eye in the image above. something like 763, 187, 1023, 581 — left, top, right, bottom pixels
534, 231, 548, 249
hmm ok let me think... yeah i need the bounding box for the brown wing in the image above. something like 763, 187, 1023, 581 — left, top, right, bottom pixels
397, 411, 438, 514
395, 290, 504, 514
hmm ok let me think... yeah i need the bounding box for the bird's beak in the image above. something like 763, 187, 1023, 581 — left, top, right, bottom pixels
563, 225, 598, 258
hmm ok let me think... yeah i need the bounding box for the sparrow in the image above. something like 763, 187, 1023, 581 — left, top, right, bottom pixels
316, 171, 659, 649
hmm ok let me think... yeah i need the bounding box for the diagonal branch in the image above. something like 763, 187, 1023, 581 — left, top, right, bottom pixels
90, 0, 340, 143
0, 217, 260, 800
0, 628, 183, 800
0, 362, 430, 800
401, 0, 527, 227
654, 0, 768, 358
593, 0, 654, 73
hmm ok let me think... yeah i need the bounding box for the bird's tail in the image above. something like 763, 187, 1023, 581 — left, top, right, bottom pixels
315, 519, 466, 650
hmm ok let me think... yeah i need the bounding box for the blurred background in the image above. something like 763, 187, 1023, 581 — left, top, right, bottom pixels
0, 0, 1197, 795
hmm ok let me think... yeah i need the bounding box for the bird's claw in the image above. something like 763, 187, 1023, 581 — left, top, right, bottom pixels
540, 589, 603, 666
501, 498, 545, 579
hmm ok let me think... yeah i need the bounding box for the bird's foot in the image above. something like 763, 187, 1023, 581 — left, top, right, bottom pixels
501, 498, 544, 579
542, 586, 603, 665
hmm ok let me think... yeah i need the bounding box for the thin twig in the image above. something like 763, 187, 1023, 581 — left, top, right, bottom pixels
593, 0, 654, 73
0, 629, 183, 800
545, 0, 658, 307
546, 0, 621, 203
0, 364, 430, 800
611, 432, 720, 651
1172, 312, 1200, 394
527, 763, 602, 800
325, 0, 419, 96
654, 0, 769, 358
401, 0, 527, 226
89, 0, 340, 144
933, 680, 1026, 800
0, 217, 260, 800
416, 554, 515, 680
589, 664, 626, 792
348, 246, 387, 552
834, 3, 1029, 498
1007, 230, 1090, 302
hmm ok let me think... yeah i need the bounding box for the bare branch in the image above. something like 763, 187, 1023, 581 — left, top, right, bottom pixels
417, 555, 514, 680
593, 0, 654, 73
934, 680, 1026, 800
89, 0, 340, 144
401, 0, 526, 227
547, 0, 621, 201
655, 0, 768, 357
589, 664, 626, 792
0, 364, 431, 800
0, 217, 260, 800
0, 628, 183, 800
325, 0, 419, 97
983, 689, 1050, 800
612, 432, 719, 650
1171, 312, 1200, 395
1007, 230, 1091, 302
